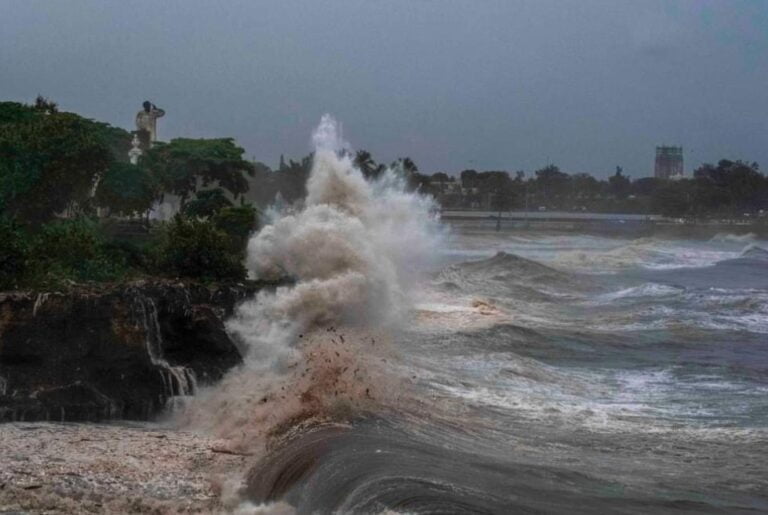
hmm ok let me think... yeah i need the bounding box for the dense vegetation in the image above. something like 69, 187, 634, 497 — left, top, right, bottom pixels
352, 149, 767, 220
423, 162, 768, 220
0, 99, 258, 288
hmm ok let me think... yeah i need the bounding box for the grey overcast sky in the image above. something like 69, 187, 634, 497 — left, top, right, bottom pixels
1, 1, 766, 177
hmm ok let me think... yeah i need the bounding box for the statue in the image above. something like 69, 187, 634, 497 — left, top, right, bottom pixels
128, 133, 142, 164
135, 100, 165, 149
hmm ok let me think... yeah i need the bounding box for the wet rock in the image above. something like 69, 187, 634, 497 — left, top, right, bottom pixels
0, 280, 269, 422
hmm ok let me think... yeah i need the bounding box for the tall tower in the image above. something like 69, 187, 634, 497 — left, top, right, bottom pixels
654, 146, 683, 179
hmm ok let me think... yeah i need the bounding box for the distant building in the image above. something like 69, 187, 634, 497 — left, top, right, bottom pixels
654, 146, 684, 179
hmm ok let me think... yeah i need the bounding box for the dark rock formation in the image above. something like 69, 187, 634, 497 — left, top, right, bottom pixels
0, 280, 267, 422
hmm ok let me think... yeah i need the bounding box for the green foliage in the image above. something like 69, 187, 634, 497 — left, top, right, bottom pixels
212, 205, 258, 252
0, 217, 30, 290
392, 157, 418, 175
92, 121, 132, 164
534, 165, 570, 200
488, 172, 516, 213
27, 218, 127, 285
183, 188, 233, 218
154, 216, 246, 281
275, 154, 312, 202
143, 138, 254, 204
0, 217, 136, 289
0, 100, 263, 289
0, 101, 40, 125
652, 181, 692, 219
692, 160, 766, 216
0, 104, 113, 225
632, 177, 661, 197
433, 159, 767, 217
389, 157, 423, 191
571, 173, 601, 199
0, 100, 265, 289
354, 150, 376, 178
354, 150, 386, 179
608, 167, 631, 200
95, 162, 157, 216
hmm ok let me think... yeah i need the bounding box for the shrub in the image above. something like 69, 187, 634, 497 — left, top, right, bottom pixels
212, 205, 258, 253
27, 218, 127, 286
0, 217, 30, 290
154, 216, 245, 281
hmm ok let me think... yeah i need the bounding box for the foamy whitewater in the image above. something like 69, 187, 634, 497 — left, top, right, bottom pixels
226, 115, 441, 368
182, 118, 768, 513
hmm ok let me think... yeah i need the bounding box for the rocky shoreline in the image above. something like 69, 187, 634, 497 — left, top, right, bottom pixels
0, 279, 274, 423
0, 421, 251, 513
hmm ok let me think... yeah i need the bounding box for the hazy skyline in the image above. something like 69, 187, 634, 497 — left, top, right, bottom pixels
1, 0, 766, 178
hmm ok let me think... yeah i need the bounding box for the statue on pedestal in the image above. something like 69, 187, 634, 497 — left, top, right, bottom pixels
135, 100, 165, 150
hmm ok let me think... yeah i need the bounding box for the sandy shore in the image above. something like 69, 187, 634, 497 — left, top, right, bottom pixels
0, 421, 249, 513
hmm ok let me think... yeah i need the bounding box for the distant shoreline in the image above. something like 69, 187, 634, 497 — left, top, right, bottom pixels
441, 210, 768, 238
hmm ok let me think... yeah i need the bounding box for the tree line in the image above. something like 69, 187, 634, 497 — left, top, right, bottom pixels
416, 161, 767, 220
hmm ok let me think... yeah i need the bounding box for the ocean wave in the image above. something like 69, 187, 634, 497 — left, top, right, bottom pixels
593, 309, 768, 334
551, 238, 740, 273
240, 418, 548, 513
436, 251, 581, 301
594, 283, 684, 302
180, 116, 441, 509
710, 232, 757, 244
738, 244, 768, 261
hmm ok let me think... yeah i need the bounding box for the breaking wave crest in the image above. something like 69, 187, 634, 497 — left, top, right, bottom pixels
436, 251, 580, 302
551, 238, 740, 272
227, 115, 442, 368
710, 232, 756, 244
738, 244, 768, 262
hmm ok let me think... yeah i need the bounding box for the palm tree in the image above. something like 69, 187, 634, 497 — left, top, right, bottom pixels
354, 150, 377, 179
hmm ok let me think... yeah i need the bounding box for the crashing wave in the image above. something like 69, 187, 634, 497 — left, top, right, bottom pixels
738, 244, 768, 262
181, 115, 442, 486
710, 232, 756, 244
436, 251, 579, 301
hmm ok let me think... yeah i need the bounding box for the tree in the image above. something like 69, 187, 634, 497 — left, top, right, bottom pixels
389, 156, 419, 188
460, 169, 478, 188
608, 166, 631, 200
488, 172, 515, 229
155, 215, 246, 281
632, 177, 661, 197
28, 217, 127, 284
652, 180, 692, 218
94, 162, 157, 217
692, 160, 766, 216
354, 150, 381, 179
183, 188, 233, 218
143, 138, 255, 206
534, 165, 570, 205
0, 105, 113, 225
212, 205, 259, 253
275, 154, 312, 202
0, 217, 29, 290
392, 157, 418, 175
572, 173, 601, 200
34, 95, 58, 114
0, 101, 41, 125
